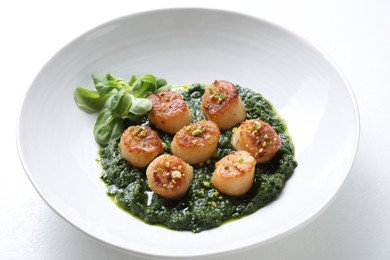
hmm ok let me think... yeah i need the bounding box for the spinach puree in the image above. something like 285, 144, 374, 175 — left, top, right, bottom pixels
99, 84, 297, 233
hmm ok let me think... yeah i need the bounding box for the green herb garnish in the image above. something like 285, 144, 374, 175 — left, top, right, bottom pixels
74, 73, 169, 145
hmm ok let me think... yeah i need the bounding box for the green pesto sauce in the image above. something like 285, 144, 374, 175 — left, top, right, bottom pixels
99, 84, 297, 233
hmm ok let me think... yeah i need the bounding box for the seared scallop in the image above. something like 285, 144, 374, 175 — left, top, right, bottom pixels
146, 154, 194, 198
202, 80, 246, 130
211, 151, 256, 196
232, 119, 281, 163
119, 125, 163, 168
148, 90, 192, 134
171, 120, 220, 164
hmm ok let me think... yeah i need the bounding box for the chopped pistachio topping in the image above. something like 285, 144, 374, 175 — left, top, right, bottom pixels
132, 126, 142, 135
217, 94, 227, 103
192, 128, 203, 136
140, 130, 147, 137
209, 87, 227, 103
171, 170, 182, 179
203, 181, 210, 187
164, 161, 170, 168
254, 121, 262, 130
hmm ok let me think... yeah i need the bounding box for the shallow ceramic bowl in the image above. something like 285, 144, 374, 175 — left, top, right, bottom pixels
17, 8, 359, 259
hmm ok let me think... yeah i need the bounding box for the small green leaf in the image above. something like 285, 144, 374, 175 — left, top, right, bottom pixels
110, 89, 132, 117
129, 96, 153, 115
128, 75, 137, 86
73, 87, 109, 112
156, 84, 172, 92
130, 74, 157, 98
93, 73, 127, 98
127, 113, 147, 124
156, 78, 168, 89
93, 108, 124, 145
75, 73, 169, 145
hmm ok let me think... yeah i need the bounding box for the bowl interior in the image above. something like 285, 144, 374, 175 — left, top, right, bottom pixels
17, 8, 359, 258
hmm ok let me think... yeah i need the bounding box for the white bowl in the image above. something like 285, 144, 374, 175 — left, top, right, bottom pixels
17, 8, 359, 258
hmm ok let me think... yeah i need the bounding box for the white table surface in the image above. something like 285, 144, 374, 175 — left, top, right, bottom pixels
2, 0, 390, 259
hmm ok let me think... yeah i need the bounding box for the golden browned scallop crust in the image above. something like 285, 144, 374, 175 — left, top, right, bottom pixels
146, 154, 194, 198
119, 125, 163, 168
171, 120, 220, 164
211, 150, 256, 196
232, 119, 281, 163
148, 90, 192, 134
202, 80, 246, 130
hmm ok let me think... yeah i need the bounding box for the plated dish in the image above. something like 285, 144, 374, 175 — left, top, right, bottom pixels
17, 8, 359, 258
74, 73, 297, 232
